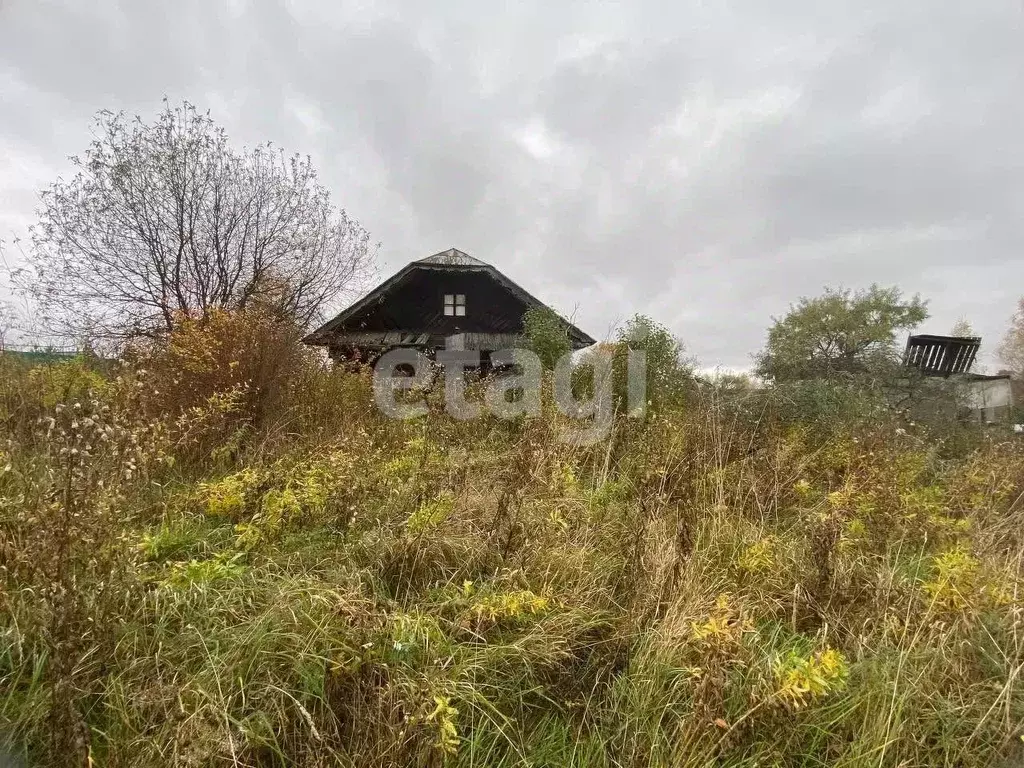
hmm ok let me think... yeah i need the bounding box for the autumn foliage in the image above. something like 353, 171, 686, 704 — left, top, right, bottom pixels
1, 313, 1023, 767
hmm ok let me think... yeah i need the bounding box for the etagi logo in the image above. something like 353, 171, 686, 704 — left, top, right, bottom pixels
372, 344, 647, 444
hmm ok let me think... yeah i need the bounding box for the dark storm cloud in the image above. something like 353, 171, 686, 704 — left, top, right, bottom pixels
1, 0, 1021, 368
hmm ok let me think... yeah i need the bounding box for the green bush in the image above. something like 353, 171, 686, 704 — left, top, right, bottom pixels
523, 305, 573, 370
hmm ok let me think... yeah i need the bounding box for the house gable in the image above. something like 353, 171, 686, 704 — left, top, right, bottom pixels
327, 266, 534, 337
304, 248, 595, 357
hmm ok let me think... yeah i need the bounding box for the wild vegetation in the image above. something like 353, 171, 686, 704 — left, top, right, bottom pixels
1, 309, 1023, 767
2, 100, 1022, 767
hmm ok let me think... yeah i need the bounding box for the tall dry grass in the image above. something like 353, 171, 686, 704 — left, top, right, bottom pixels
1, 311, 1023, 767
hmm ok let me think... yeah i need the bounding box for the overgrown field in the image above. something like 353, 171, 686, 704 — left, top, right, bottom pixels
2, 318, 1024, 767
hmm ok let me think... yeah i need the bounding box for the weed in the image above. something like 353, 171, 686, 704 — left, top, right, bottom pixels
1, 317, 1023, 766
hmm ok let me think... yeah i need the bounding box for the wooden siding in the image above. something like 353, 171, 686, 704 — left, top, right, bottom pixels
331, 269, 531, 337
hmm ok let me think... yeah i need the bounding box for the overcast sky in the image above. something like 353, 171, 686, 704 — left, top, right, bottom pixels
1, 0, 1022, 368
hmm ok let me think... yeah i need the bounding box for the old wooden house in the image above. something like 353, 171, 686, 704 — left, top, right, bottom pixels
303, 248, 595, 365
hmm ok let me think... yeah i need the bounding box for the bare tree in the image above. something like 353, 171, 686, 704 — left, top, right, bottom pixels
998, 297, 1024, 374
17, 100, 375, 341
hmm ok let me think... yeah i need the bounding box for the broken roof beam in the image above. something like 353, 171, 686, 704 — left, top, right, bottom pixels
903, 334, 982, 377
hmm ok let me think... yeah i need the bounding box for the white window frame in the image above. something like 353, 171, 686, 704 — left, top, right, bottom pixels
444, 293, 466, 317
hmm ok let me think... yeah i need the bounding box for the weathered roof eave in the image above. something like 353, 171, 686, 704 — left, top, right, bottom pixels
303, 263, 418, 345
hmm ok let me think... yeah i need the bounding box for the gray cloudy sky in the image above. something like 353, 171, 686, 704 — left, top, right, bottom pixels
1, 0, 1022, 368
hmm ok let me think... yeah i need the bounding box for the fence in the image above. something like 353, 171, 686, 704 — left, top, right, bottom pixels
0, 342, 82, 364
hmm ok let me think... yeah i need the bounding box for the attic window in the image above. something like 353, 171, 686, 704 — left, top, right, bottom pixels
444, 294, 466, 317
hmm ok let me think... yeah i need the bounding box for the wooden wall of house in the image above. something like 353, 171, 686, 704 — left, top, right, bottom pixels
340, 269, 530, 336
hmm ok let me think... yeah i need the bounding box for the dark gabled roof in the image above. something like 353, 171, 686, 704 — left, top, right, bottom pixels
304, 248, 596, 347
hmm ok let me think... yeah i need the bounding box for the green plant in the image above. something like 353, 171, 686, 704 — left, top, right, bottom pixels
161, 551, 247, 588
406, 492, 455, 536
524, 305, 573, 370
773, 647, 849, 710
199, 467, 260, 519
